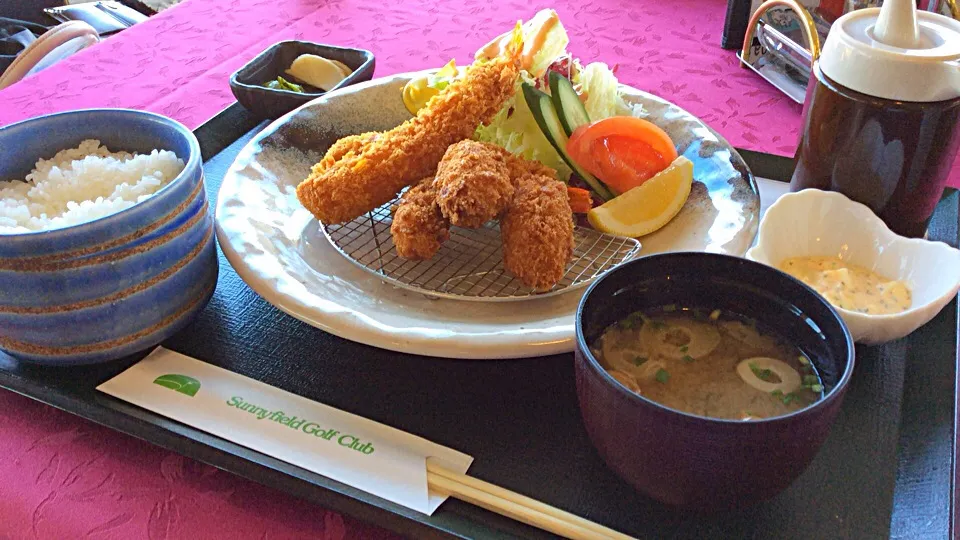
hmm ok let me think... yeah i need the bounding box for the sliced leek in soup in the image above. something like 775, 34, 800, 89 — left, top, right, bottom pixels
592, 307, 824, 420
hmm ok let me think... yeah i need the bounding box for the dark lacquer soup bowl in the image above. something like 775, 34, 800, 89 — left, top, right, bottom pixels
574, 252, 854, 509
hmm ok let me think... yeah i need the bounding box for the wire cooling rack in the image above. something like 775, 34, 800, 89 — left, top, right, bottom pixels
321, 197, 641, 302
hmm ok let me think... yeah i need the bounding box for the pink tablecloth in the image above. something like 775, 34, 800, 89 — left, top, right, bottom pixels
0, 390, 399, 539
0, 0, 950, 537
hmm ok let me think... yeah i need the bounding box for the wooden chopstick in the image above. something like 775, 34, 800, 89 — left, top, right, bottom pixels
427, 463, 635, 540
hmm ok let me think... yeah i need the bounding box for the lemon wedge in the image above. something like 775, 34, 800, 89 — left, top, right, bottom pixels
286, 54, 348, 91
587, 156, 693, 238
402, 59, 458, 114
402, 78, 434, 115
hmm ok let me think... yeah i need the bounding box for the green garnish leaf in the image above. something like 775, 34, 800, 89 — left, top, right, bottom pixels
750, 363, 774, 382
632, 355, 648, 366
803, 375, 820, 385
771, 389, 784, 398
798, 355, 810, 365
427, 76, 451, 90
655, 369, 670, 383
682, 355, 695, 363
619, 311, 645, 330
679, 345, 689, 353
264, 76, 304, 93
810, 384, 824, 393
782, 393, 797, 405
281, 77, 304, 92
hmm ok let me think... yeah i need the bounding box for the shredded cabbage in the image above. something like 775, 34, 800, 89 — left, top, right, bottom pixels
580, 62, 644, 121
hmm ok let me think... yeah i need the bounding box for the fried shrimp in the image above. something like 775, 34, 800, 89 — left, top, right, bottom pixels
435, 140, 512, 228
390, 178, 449, 260
316, 132, 380, 172
295, 26, 524, 225
500, 173, 574, 291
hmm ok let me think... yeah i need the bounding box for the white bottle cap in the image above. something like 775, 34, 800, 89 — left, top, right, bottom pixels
819, 0, 960, 102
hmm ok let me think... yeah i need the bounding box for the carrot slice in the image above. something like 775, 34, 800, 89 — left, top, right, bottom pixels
566, 186, 594, 213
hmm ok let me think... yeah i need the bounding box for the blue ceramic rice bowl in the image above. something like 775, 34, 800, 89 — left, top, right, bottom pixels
0, 109, 217, 365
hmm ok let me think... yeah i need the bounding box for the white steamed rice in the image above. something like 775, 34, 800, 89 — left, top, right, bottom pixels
0, 139, 185, 234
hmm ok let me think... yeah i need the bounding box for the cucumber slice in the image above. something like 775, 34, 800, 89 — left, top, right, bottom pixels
521, 83, 614, 201
548, 71, 590, 136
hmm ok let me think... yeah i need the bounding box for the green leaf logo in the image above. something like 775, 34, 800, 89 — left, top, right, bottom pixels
153, 374, 201, 397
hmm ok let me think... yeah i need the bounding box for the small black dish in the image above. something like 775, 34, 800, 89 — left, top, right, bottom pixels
229, 41, 375, 119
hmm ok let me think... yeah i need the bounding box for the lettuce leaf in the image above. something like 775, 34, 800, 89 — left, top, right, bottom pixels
473, 73, 573, 180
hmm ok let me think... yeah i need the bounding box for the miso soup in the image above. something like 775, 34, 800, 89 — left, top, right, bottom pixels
592, 307, 824, 420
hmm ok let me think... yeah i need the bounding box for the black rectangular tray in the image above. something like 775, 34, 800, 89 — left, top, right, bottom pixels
1, 104, 957, 539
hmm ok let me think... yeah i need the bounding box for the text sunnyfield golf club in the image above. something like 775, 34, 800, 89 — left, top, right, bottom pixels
227, 396, 374, 454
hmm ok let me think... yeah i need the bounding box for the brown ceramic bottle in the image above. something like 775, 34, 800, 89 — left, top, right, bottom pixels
790, 0, 960, 238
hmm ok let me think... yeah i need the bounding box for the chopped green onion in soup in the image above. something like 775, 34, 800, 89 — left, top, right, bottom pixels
592, 307, 823, 420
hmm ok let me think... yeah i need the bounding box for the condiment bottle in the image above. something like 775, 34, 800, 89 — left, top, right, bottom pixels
790, 0, 960, 238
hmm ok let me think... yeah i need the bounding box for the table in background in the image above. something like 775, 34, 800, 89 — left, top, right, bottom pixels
1, 0, 158, 25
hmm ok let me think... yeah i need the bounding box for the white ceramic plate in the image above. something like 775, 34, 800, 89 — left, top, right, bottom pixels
215, 72, 760, 359
747, 189, 960, 344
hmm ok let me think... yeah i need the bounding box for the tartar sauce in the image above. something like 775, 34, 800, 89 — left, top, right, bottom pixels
778, 256, 911, 315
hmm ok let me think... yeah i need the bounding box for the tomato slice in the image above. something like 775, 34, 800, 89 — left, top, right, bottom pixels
566, 117, 679, 195
567, 124, 592, 162
566, 126, 605, 179
603, 136, 668, 173
589, 139, 640, 193
595, 136, 670, 193
575, 117, 678, 163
